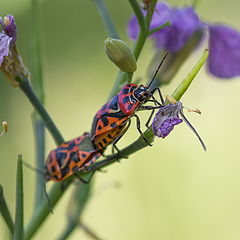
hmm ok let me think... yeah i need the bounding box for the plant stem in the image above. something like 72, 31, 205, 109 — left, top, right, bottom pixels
0, 185, 14, 234
108, 0, 158, 98
18, 77, 64, 146
128, 0, 146, 31
30, 0, 46, 209
148, 22, 170, 36
88, 49, 209, 171
24, 179, 72, 240
13, 155, 24, 240
93, 0, 119, 39
32, 115, 45, 207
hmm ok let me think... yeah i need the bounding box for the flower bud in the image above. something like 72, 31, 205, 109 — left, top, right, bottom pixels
104, 38, 137, 73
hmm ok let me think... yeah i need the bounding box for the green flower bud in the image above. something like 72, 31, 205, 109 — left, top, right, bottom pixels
104, 38, 137, 73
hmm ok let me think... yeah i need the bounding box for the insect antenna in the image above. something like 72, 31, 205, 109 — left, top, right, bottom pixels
22, 161, 53, 213
22, 160, 46, 175
179, 110, 207, 151
147, 52, 169, 89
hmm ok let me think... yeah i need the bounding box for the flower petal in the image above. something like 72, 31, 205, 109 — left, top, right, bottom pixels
153, 7, 202, 52
1, 15, 17, 44
152, 102, 183, 138
208, 24, 240, 78
0, 33, 12, 65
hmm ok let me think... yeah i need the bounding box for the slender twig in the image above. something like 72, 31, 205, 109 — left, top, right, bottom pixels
18, 77, 64, 146
93, 0, 119, 39
128, 0, 146, 31
0, 185, 14, 234
148, 22, 170, 36
87, 50, 209, 171
108, 0, 158, 98
30, 0, 46, 209
13, 155, 24, 240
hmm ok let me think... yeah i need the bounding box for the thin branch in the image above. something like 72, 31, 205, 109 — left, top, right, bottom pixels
18, 77, 64, 146
93, 0, 119, 39
128, 0, 146, 31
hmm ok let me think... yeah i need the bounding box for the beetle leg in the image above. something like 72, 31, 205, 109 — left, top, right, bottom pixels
145, 109, 155, 128
152, 87, 165, 105
74, 171, 95, 184
112, 121, 131, 160
132, 114, 152, 146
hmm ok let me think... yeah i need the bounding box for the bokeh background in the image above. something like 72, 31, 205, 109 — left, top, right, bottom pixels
1, 0, 240, 239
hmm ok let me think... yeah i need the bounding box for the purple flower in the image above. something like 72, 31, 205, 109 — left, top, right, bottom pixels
152, 102, 183, 138
128, 2, 240, 79
0, 15, 17, 44
152, 100, 207, 151
208, 24, 240, 78
0, 15, 29, 87
0, 33, 12, 65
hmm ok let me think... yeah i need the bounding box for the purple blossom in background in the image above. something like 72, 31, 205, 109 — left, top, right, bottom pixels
128, 2, 240, 79
152, 102, 183, 138
0, 15, 17, 65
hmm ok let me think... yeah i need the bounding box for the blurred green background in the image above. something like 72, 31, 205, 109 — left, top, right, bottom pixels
1, 0, 240, 239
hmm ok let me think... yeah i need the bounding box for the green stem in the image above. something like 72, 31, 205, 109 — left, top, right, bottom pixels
13, 155, 24, 240
24, 179, 72, 240
93, 0, 119, 39
108, 0, 158, 98
18, 77, 64, 146
32, 115, 45, 207
30, 0, 46, 209
57, 183, 91, 240
0, 185, 14, 234
128, 0, 146, 31
148, 22, 170, 36
88, 49, 209, 171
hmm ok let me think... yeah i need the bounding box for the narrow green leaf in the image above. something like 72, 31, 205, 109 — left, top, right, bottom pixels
13, 155, 24, 240
0, 185, 14, 234
171, 49, 209, 101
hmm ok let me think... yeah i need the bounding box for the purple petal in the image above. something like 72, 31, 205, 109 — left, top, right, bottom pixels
1, 15, 17, 44
127, 2, 170, 40
208, 24, 240, 78
152, 103, 183, 138
0, 33, 12, 65
153, 7, 202, 52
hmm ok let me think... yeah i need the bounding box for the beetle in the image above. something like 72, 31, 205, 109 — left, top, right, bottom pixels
44, 132, 102, 182
91, 53, 168, 153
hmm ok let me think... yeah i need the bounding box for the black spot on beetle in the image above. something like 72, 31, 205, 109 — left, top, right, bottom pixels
122, 88, 129, 95
102, 117, 109, 127
128, 104, 133, 110
107, 133, 112, 139
123, 96, 130, 104
98, 125, 102, 130
110, 122, 117, 128
72, 166, 79, 173
103, 138, 108, 144
81, 153, 87, 158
